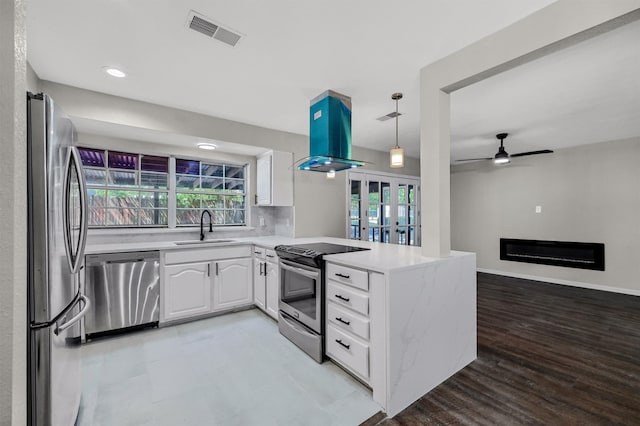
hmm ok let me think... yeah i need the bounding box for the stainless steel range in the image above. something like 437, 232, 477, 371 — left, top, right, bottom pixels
275, 243, 370, 362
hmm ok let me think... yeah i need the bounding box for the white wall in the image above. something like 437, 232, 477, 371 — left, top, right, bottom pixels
451, 137, 640, 295
40, 81, 419, 239
0, 1, 27, 425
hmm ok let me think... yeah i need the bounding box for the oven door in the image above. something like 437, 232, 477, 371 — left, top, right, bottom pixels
279, 260, 322, 333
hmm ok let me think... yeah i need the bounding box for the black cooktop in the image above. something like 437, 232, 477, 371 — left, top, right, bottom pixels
275, 243, 370, 267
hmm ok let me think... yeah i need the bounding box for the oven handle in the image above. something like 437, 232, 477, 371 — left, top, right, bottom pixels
280, 260, 320, 280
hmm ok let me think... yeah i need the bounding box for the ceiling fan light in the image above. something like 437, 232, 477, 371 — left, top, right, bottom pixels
390, 147, 404, 168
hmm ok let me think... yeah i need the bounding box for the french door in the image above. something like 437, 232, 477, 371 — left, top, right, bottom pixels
347, 172, 420, 246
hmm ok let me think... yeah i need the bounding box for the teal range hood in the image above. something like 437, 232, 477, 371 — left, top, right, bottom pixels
298, 90, 365, 172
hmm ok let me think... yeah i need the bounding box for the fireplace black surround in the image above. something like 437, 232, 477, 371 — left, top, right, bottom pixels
500, 238, 605, 271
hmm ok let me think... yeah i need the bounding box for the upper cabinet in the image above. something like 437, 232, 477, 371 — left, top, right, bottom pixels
256, 150, 293, 206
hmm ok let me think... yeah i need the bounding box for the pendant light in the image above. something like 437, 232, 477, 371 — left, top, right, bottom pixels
389, 92, 404, 168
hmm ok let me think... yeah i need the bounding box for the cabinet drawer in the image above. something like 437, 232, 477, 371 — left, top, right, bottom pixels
327, 281, 369, 316
327, 302, 370, 340
253, 246, 266, 259
265, 249, 277, 262
326, 263, 368, 291
326, 324, 369, 380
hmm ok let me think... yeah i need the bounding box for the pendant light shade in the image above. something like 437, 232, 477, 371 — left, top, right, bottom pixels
389, 92, 404, 168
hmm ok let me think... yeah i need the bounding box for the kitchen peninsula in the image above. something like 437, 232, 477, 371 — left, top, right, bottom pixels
85, 236, 476, 417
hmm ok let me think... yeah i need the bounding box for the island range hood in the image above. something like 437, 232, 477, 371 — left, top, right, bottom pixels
298, 90, 365, 172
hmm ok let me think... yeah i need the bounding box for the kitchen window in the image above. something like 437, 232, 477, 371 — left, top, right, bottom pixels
175, 158, 246, 226
79, 148, 169, 227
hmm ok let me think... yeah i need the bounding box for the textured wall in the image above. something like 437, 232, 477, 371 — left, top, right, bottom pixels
451, 138, 640, 294
0, 0, 27, 424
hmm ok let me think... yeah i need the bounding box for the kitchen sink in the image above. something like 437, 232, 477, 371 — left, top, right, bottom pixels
174, 239, 235, 246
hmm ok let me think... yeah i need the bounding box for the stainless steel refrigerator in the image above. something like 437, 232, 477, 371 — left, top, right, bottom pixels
27, 93, 90, 426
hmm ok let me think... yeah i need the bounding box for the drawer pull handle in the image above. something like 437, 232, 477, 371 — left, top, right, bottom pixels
254, 251, 261, 254
266, 254, 275, 258
335, 294, 350, 302
335, 273, 350, 279
335, 317, 350, 326
335, 339, 350, 350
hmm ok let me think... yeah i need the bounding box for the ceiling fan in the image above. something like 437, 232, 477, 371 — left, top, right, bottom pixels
457, 133, 553, 165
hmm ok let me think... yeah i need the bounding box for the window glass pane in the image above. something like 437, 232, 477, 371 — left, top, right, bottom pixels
225, 165, 244, 179
87, 188, 107, 207
224, 195, 244, 209
140, 172, 167, 189
176, 209, 200, 225
225, 210, 245, 224
368, 182, 379, 203
382, 182, 391, 204
106, 208, 137, 226
84, 169, 107, 185
107, 190, 140, 208
176, 175, 199, 191
176, 193, 200, 209
398, 206, 406, 225
140, 209, 168, 226
408, 206, 414, 225
141, 155, 168, 173
212, 210, 225, 224
383, 205, 391, 226
108, 170, 137, 187
201, 177, 224, 191
201, 163, 224, 177
108, 151, 138, 170
397, 186, 407, 204
88, 208, 105, 226
225, 179, 244, 192
202, 194, 223, 209
79, 148, 105, 167
408, 185, 415, 204
176, 159, 200, 175
140, 192, 167, 208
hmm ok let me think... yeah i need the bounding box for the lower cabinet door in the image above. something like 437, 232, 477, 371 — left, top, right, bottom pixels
253, 259, 266, 311
163, 262, 212, 322
326, 324, 370, 382
265, 260, 279, 320
213, 257, 252, 311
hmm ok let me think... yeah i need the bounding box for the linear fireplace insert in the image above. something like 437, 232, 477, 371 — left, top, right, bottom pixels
500, 238, 605, 271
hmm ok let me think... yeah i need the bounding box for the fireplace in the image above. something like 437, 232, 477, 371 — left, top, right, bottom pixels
500, 238, 605, 271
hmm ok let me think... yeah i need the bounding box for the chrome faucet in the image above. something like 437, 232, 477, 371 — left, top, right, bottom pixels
200, 210, 213, 241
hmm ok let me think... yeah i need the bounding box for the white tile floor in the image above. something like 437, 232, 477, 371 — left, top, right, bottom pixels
78, 309, 381, 426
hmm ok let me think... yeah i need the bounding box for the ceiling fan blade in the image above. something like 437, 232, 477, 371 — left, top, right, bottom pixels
511, 149, 553, 158
455, 157, 492, 162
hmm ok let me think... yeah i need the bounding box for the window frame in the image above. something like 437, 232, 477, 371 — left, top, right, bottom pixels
79, 147, 249, 230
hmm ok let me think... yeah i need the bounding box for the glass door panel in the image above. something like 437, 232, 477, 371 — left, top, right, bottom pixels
349, 179, 362, 240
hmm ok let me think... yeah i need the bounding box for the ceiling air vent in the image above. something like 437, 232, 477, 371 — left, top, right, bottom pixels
186, 11, 243, 47
376, 111, 403, 121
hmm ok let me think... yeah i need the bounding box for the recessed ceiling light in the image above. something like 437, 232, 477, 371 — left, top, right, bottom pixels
103, 67, 126, 78
197, 143, 217, 150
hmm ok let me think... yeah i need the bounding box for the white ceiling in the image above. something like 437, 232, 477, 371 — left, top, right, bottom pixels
450, 18, 640, 162
26, 0, 558, 158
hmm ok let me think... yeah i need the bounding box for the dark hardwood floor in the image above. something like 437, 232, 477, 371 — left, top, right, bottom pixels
368, 272, 640, 425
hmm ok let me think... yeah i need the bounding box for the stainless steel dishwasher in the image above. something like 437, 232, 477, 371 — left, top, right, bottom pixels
84, 251, 160, 338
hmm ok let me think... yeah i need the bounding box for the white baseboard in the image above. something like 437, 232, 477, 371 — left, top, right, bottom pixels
476, 268, 640, 297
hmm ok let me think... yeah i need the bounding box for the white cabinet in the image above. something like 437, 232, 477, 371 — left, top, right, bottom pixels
164, 262, 212, 322
265, 256, 279, 319
212, 258, 252, 311
325, 262, 371, 384
161, 245, 253, 323
256, 150, 293, 206
253, 257, 266, 310
253, 247, 279, 320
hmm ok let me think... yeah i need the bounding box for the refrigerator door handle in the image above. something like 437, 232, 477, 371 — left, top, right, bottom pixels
55, 294, 90, 335
62, 146, 88, 273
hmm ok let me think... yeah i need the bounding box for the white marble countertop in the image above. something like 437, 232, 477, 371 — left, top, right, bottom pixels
85, 235, 472, 273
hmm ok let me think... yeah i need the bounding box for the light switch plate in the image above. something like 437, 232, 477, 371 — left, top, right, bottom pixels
535, 205, 542, 213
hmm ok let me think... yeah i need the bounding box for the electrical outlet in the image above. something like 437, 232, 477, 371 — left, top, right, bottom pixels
535, 205, 542, 213
259, 216, 265, 226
